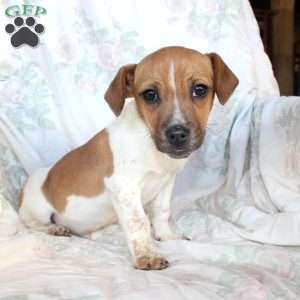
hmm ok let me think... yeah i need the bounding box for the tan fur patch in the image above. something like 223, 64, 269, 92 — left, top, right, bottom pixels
42, 129, 113, 213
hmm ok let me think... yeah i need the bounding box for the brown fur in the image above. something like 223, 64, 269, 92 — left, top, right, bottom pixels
42, 129, 113, 213
208, 53, 239, 104
104, 64, 136, 115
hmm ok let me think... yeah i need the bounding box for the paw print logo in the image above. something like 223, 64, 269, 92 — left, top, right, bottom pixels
5, 16, 44, 47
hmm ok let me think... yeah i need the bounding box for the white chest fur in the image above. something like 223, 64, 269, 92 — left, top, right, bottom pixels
141, 172, 171, 204
107, 101, 186, 174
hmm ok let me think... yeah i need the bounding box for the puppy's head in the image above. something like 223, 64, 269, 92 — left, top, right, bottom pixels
105, 46, 238, 158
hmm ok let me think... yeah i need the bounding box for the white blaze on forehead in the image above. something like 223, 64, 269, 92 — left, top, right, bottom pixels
168, 60, 176, 92
168, 61, 186, 124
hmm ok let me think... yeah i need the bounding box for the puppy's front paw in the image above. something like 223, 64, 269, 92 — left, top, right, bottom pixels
135, 255, 169, 270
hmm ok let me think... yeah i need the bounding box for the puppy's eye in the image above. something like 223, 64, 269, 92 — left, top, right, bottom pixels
192, 84, 208, 98
142, 89, 159, 104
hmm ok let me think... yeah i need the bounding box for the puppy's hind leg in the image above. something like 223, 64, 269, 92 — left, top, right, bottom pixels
19, 206, 71, 237
19, 168, 71, 237
47, 214, 71, 237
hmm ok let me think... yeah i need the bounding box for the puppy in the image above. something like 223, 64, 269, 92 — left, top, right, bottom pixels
19, 46, 238, 270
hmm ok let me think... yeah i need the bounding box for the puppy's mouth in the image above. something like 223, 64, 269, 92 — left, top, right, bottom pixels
153, 133, 205, 159
166, 149, 192, 159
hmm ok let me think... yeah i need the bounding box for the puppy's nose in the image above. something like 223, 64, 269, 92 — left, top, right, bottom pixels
166, 125, 190, 147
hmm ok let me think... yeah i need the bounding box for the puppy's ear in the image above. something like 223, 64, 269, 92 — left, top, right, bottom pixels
207, 53, 239, 105
104, 64, 137, 116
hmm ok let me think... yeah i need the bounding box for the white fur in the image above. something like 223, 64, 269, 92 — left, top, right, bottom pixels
55, 191, 116, 235
20, 101, 187, 264
19, 168, 54, 228
168, 61, 186, 125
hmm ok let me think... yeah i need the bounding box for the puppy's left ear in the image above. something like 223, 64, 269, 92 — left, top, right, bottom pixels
207, 53, 239, 105
104, 64, 137, 116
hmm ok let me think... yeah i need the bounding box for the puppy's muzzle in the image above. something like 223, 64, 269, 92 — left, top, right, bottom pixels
162, 124, 192, 158
165, 125, 190, 148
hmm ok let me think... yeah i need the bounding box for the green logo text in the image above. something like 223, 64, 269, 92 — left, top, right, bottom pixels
5, 4, 47, 17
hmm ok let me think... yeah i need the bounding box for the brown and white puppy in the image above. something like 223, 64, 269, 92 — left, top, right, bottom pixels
19, 46, 238, 270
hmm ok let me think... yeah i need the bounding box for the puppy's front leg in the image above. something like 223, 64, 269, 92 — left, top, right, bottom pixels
112, 188, 169, 270
150, 177, 187, 241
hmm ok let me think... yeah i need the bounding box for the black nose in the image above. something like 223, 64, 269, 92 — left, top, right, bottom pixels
165, 125, 190, 147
